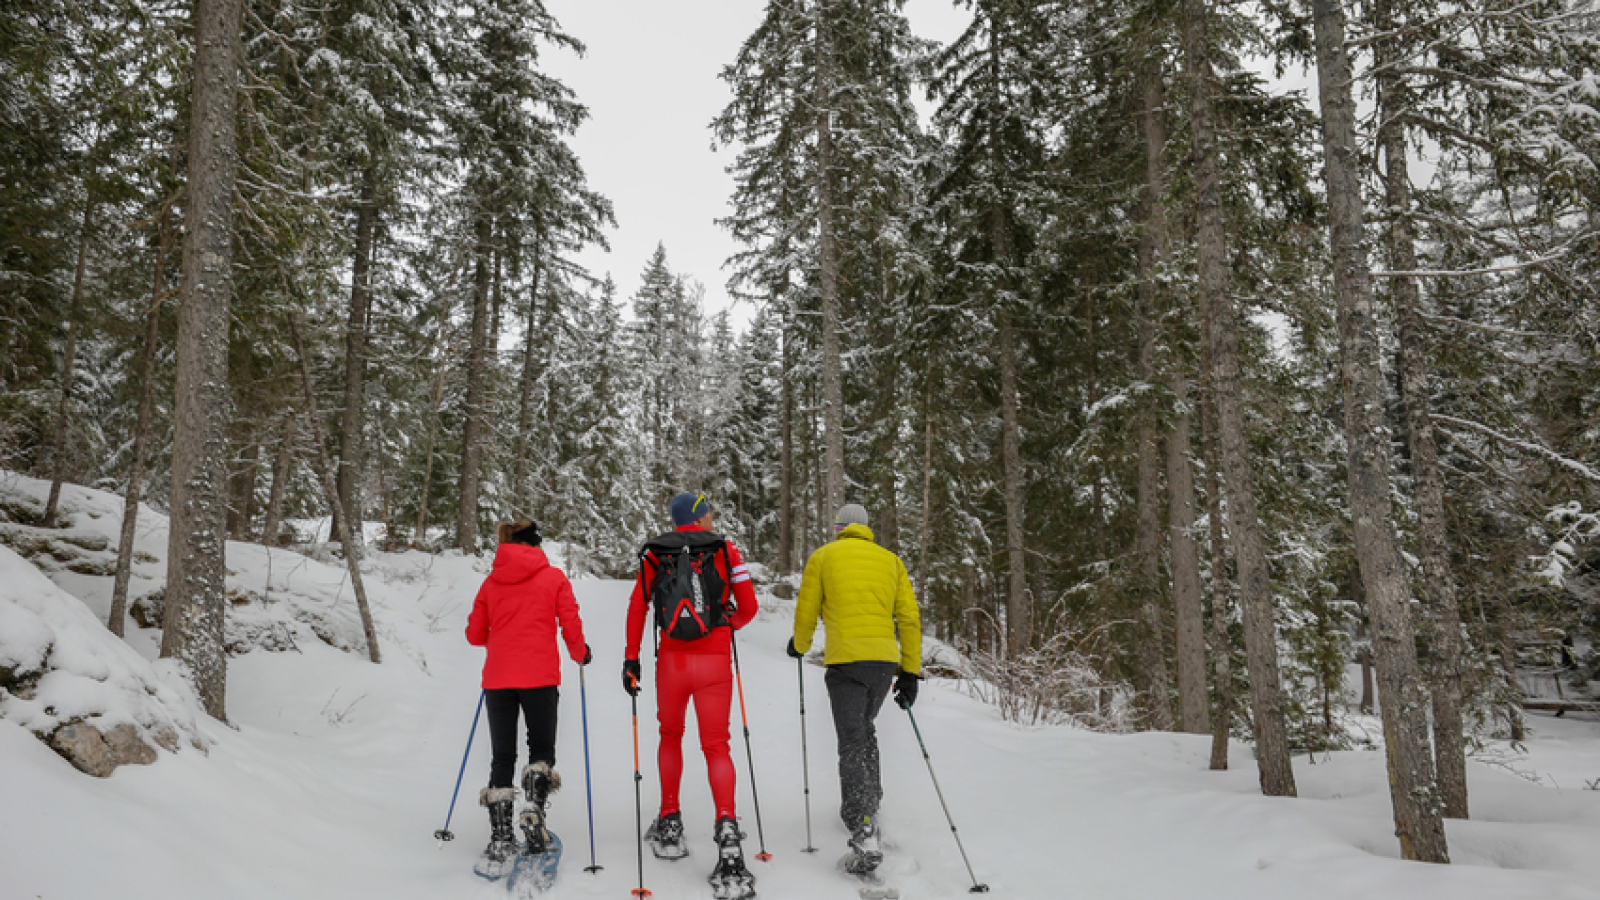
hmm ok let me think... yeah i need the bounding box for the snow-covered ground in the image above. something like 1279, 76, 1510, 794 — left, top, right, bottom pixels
4, 475, 1600, 900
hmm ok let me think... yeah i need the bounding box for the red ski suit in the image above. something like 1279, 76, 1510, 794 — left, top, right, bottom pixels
467, 543, 587, 689
625, 523, 758, 821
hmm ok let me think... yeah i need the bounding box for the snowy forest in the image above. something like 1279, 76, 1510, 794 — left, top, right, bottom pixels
3, 0, 1600, 874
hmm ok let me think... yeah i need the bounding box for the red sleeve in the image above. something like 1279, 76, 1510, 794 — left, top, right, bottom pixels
465, 580, 491, 646
725, 542, 758, 631
624, 554, 656, 661
555, 574, 586, 662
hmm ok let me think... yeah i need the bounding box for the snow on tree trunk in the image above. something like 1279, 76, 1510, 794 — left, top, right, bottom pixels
262, 411, 296, 547
814, 2, 845, 518
1374, 0, 1469, 820
337, 181, 375, 557
456, 215, 495, 551
110, 194, 173, 638
160, 0, 244, 722
1135, 57, 1174, 728
1183, 0, 1295, 797
1202, 365, 1233, 771
1312, 0, 1449, 862
998, 310, 1030, 656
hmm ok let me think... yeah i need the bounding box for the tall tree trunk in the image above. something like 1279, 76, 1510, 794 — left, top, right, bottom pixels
414, 305, 451, 546
1183, 0, 1296, 796
1203, 357, 1234, 770
290, 315, 381, 664
512, 249, 544, 514
337, 178, 376, 555
262, 411, 296, 547
456, 214, 495, 551
814, 2, 845, 517
779, 309, 794, 575
1374, 0, 1469, 820
997, 312, 1030, 655
1134, 58, 1175, 727
109, 193, 175, 637
1312, 0, 1449, 862
43, 202, 93, 527
1169, 373, 1210, 735
160, 0, 243, 722
918, 378, 934, 604
226, 437, 259, 539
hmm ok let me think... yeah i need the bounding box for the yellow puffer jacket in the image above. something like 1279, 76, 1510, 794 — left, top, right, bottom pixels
792, 523, 921, 674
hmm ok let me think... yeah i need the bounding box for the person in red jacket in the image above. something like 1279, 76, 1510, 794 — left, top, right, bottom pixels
466, 520, 589, 874
622, 492, 758, 894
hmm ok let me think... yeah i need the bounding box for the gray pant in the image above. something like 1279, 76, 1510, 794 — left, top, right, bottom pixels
825, 663, 896, 828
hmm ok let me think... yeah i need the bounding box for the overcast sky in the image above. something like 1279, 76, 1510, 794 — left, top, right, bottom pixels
542, 1, 971, 332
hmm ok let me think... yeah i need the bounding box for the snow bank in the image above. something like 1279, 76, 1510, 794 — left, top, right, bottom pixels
0, 545, 205, 776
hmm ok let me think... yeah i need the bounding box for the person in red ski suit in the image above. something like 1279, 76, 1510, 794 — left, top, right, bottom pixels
622, 492, 758, 865
466, 520, 589, 866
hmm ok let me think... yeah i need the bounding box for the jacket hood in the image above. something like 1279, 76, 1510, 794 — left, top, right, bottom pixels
490, 543, 550, 585
835, 522, 875, 543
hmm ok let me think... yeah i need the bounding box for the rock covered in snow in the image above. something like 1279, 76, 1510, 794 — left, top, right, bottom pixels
0, 546, 206, 777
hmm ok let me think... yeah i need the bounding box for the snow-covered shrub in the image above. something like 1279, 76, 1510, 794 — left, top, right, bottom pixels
0, 546, 206, 776
950, 630, 1137, 731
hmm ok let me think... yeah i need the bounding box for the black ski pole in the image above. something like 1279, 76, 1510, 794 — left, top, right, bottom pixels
729, 627, 772, 860
629, 680, 651, 898
434, 690, 485, 842
797, 655, 817, 853
901, 702, 989, 893
579, 665, 602, 873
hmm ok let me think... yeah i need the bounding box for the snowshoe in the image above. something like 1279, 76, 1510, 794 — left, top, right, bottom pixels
838, 852, 898, 900
845, 817, 883, 875
472, 787, 519, 881
644, 811, 689, 860
708, 817, 756, 900
507, 830, 563, 896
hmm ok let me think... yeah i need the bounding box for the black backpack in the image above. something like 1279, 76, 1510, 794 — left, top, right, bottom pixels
640, 530, 733, 641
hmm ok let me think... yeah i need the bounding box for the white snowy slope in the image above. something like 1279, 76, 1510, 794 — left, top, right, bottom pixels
3, 475, 1600, 900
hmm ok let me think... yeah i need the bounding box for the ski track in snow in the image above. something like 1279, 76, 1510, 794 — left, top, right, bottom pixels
4, 477, 1600, 900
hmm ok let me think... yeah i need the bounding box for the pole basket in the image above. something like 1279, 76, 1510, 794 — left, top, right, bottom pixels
433, 829, 454, 842
631, 890, 653, 898
970, 885, 991, 893
755, 852, 773, 861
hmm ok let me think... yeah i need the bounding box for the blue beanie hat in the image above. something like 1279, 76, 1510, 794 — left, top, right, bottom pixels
670, 491, 713, 526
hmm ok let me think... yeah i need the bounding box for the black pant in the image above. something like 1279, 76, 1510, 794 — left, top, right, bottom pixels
825, 663, 896, 828
486, 686, 559, 789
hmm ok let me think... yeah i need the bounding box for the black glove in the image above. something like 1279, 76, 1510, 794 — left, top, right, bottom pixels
893, 671, 921, 709
622, 659, 641, 696
580, 643, 593, 666
785, 638, 803, 659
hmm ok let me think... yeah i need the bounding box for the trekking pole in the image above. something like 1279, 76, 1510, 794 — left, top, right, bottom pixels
729, 628, 772, 861
579, 666, 602, 874
629, 682, 651, 898
797, 655, 817, 853
434, 690, 485, 842
901, 702, 989, 893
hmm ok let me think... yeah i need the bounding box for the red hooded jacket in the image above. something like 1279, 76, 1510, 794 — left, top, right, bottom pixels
466, 543, 587, 689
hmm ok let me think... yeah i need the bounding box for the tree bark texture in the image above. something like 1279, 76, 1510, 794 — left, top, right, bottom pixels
998, 311, 1031, 656
1203, 364, 1234, 770
160, 0, 243, 722
110, 195, 174, 638
779, 310, 794, 576
290, 315, 381, 664
512, 250, 544, 515
814, 1, 845, 518
1374, 0, 1469, 820
262, 411, 296, 547
1134, 58, 1175, 728
337, 181, 376, 554
456, 215, 495, 551
1183, 0, 1296, 797
43, 202, 93, 527
1168, 373, 1210, 735
1312, 0, 1449, 862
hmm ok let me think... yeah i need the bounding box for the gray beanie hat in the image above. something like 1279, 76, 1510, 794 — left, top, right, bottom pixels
834, 503, 869, 530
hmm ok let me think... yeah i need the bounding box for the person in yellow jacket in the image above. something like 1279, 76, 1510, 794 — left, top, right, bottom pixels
787, 503, 920, 876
